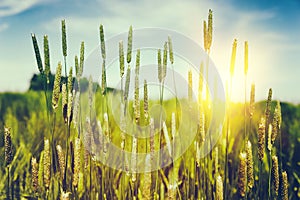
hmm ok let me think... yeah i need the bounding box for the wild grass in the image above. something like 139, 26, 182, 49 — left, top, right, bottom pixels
0, 9, 298, 200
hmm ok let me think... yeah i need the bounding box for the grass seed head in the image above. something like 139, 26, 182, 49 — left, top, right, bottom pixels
246, 140, 254, 189
238, 152, 247, 197
75, 55, 79, 77
272, 156, 279, 196
265, 88, 272, 132
62, 83, 68, 123
134, 77, 140, 124
168, 36, 174, 64
72, 91, 80, 129
119, 40, 125, 78
281, 171, 288, 200
61, 19, 67, 57
163, 121, 172, 157
272, 101, 281, 143
43, 138, 51, 189
31, 33, 44, 74
207, 9, 213, 51
258, 117, 266, 161
56, 145, 65, 180
68, 67, 73, 93
127, 25, 133, 64
44, 35, 51, 83
124, 65, 131, 102
99, 24, 106, 60
73, 138, 81, 187
134, 50, 141, 124
163, 42, 168, 80
31, 157, 39, 192
79, 42, 85, 77
4, 127, 13, 166
216, 175, 223, 200
131, 136, 137, 182
102, 61, 107, 95
249, 84, 255, 118
167, 183, 176, 200
144, 80, 149, 122
276, 101, 282, 129
199, 111, 206, 144
52, 62, 62, 111
136, 49, 141, 74
142, 155, 151, 199
229, 39, 237, 77
158, 49, 162, 83
60, 191, 70, 200
267, 124, 273, 151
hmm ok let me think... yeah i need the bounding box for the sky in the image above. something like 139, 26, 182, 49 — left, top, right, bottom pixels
0, 0, 299, 103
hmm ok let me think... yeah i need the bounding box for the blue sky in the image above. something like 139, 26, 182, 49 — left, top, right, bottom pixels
0, 0, 299, 103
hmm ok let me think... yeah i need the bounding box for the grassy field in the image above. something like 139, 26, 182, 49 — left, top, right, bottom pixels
1, 10, 300, 200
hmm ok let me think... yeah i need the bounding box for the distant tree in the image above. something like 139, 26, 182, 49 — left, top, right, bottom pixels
29, 73, 117, 94
28, 73, 55, 91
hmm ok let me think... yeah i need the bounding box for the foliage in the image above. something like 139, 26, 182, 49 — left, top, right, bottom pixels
0, 91, 299, 198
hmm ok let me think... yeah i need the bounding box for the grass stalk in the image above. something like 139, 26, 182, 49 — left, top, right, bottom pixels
258, 160, 263, 199
268, 150, 272, 199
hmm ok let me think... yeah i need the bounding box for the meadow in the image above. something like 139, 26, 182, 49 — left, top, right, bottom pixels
1, 10, 300, 200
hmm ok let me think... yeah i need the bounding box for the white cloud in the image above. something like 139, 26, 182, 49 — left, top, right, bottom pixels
0, 23, 8, 32
0, 0, 46, 17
